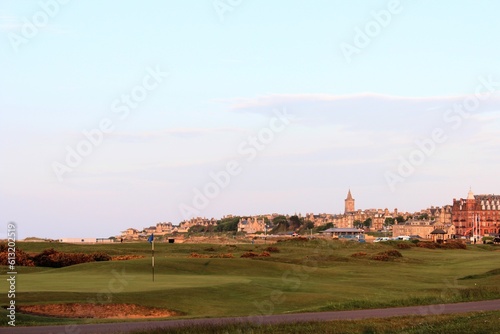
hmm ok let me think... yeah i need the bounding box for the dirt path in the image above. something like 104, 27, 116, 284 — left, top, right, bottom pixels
3, 299, 500, 334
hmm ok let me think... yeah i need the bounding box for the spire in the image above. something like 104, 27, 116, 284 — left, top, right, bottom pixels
467, 187, 475, 200
344, 189, 355, 213
346, 189, 353, 200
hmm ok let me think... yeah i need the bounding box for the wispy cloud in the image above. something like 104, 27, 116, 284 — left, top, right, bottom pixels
216, 93, 500, 136
107, 127, 246, 142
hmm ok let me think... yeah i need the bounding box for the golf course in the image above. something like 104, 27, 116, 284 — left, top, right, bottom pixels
2, 238, 500, 333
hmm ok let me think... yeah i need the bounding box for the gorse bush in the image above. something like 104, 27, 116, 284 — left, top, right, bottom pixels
240, 251, 271, 258
0, 244, 35, 266
396, 242, 413, 249
414, 241, 466, 250
370, 250, 402, 261
0, 245, 111, 268
416, 242, 437, 249
350, 252, 368, 258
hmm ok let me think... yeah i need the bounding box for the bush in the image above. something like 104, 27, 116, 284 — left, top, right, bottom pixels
240, 251, 271, 258
370, 254, 390, 261
30, 248, 111, 268
241, 252, 259, 258
214, 253, 234, 258
264, 246, 280, 253
189, 253, 208, 258
396, 242, 413, 249
416, 242, 437, 249
32, 249, 93, 268
439, 241, 467, 249
0, 245, 112, 268
413, 241, 466, 250
370, 250, 402, 261
350, 252, 368, 258
385, 250, 403, 257
0, 244, 35, 266
92, 252, 112, 261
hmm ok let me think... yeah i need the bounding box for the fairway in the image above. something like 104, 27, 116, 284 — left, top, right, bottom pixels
2, 240, 500, 327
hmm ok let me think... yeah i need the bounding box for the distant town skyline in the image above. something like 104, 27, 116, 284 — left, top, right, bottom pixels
1, 1, 500, 239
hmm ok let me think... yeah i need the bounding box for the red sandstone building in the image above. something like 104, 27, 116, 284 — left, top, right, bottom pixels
452, 189, 500, 237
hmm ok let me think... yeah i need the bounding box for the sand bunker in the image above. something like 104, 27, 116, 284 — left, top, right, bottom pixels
18, 303, 180, 318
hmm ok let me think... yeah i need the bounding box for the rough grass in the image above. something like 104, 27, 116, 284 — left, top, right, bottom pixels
2, 241, 500, 327
459, 268, 500, 280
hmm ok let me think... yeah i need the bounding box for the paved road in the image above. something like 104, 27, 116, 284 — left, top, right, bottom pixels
3, 299, 500, 334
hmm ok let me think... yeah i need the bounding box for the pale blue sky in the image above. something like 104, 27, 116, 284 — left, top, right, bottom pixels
1, 0, 500, 239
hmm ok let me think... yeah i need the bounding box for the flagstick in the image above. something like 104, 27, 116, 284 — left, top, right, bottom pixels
152, 240, 155, 282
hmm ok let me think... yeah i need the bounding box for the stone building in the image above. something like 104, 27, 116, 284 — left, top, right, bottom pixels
393, 220, 456, 240
452, 189, 500, 236
237, 217, 266, 234
177, 217, 217, 232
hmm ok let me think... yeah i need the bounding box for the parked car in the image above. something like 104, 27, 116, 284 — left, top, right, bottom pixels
374, 237, 390, 243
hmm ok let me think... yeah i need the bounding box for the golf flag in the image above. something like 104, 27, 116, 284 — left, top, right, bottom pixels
148, 233, 155, 282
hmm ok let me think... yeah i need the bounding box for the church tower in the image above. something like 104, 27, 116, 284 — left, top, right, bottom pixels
345, 189, 355, 213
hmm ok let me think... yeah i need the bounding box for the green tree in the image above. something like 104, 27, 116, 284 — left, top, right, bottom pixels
289, 215, 303, 230
396, 215, 406, 223
271, 215, 289, 233
384, 217, 395, 226
272, 215, 288, 226
363, 218, 372, 228
316, 222, 333, 232
354, 220, 363, 228
304, 221, 314, 230
215, 216, 240, 232
418, 213, 429, 220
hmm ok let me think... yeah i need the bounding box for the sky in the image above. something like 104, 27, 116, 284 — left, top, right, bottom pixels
1, 0, 500, 239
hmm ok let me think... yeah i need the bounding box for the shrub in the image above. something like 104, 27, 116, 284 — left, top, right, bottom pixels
112, 255, 144, 261
0, 244, 35, 267
350, 252, 368, 258
385, 250, 403, 257
92, 252, 112, 261
277, 237, 308, 243
439, 241, 467, 250
0, 246, 111, 268
213, 253, 234, 258
264, 246, 280, 253
241, 252, 259, 258
370, 254, 390, 261
189, 253, 209, 258
32, 249, 109, 267
240, 251, 271, 258
370, 250, 402, 261
416, 242, 437, 249
396, 242, 413, 249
